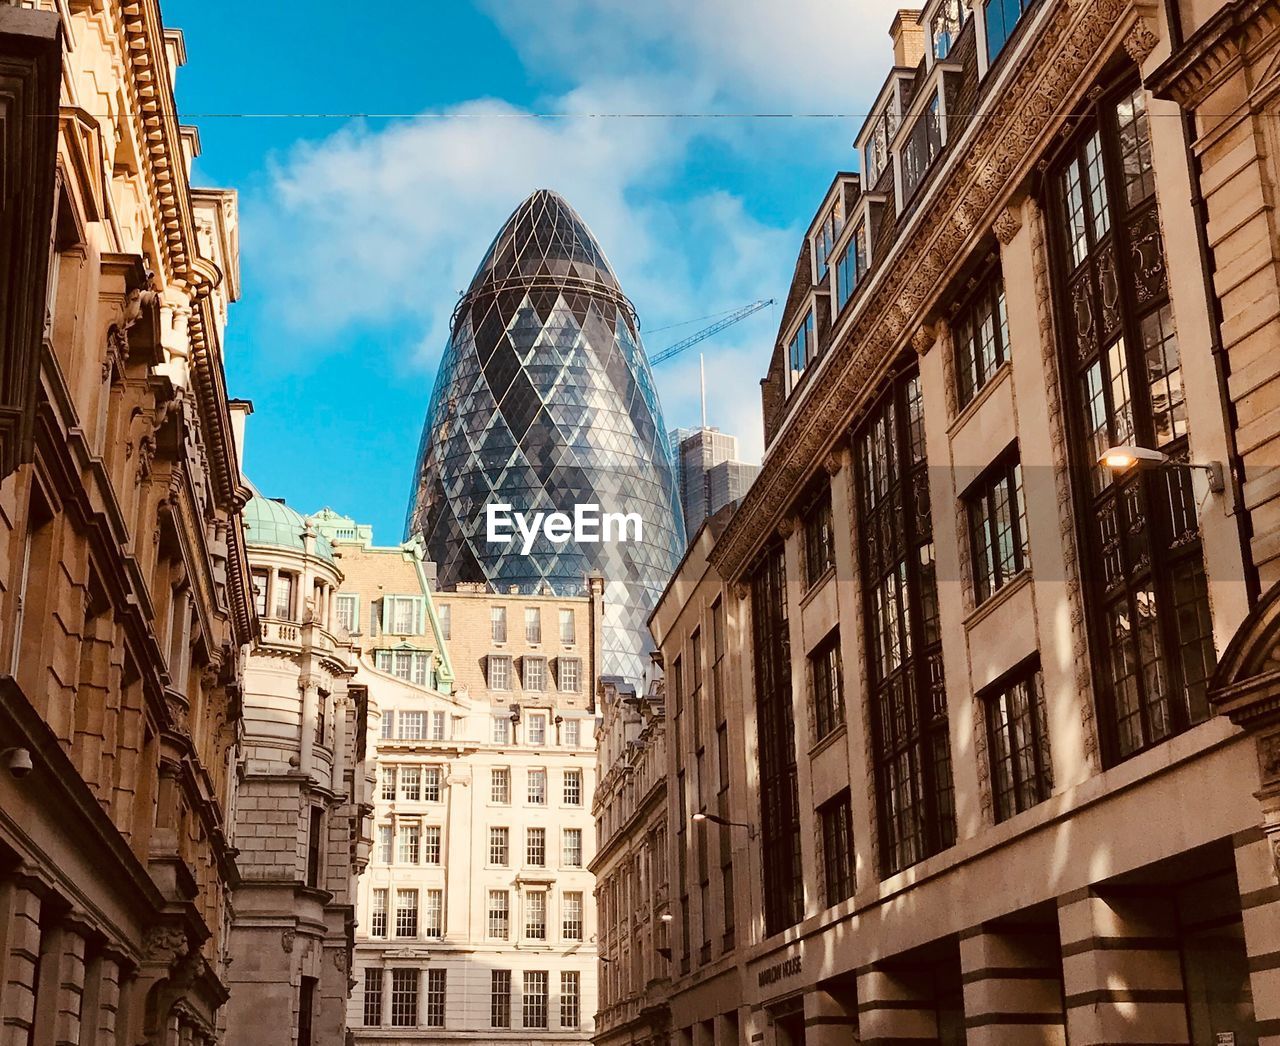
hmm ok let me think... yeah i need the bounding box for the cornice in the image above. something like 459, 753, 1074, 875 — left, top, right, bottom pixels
711, 0, 1145, 581
1148, 0, 1280, 107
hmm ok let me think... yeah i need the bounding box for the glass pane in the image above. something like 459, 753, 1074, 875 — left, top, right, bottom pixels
1115, 88, 1156, 207
1141, 305, 1185, 446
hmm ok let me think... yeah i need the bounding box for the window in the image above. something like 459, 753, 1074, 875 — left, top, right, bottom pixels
488, 655, 512, 691
523, 972, 548, 1029
491, 971, 512, 1029
488, 890, 510, 939
363, 968, 382, 1027
399, 766, 421, 801
390, 969, 417, 1027
423, 825, 442, 865
866, 104, 898, 185
385, 595, 423, 635
492, 715, 511, 744
523, 656, 546, 691
380, 710, 394, 740
429, 710, 446, 740
491, 605, 507, 643
398, 711, 425, 740
954, 263, 1011, 407
814, 201, 844, 279
525, 606, 542, 642
802, 487, 835, 588
901, 92, 942, 202
984, 666, 1053, 821
377, 825, 392, 864
489, 827, 509, 866
335, 593, 360, 634
399, 822, 420, 864
560, 972, 581, 1029
526, 713, 547, 746
563, 891, 584, 940
527, 827, 546, 867
527, 769, 547, 804
984, 0, 1033, 64
525, 890, 547, 939
423, 766, 442, 802
491, 768, 510, 804
559, 608, 575, 643
381, 766, 397, 801
424, 969, 446, 1028
786, 309, 817, 391
562, 828, 583, 867
395, 889, 418, 938
1049, 83, 1212, 763
750, 544, 803, 936
834, 223, 869, 313
819, 790, 856, 907
251, 570, 269, 617
931, 0, 964, 58
423, 889, 444, 938
274, 572, 295, 620
967, 454, 1030, 603
810, 631, 845, 741
370, 889, 388, 937
558, 657, 582, 693
855, 371, 956, 876
438, 603, 450, 640
563, 769, 582, 805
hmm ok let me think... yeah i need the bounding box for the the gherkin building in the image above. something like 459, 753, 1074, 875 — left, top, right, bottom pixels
405, 190, 685, 682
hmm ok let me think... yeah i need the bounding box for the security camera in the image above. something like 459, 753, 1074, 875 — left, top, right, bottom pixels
2, 748, 33, 779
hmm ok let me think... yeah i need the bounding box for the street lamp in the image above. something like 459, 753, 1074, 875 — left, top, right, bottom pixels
692, 811, 756, 840
1098, 444, 1224, 494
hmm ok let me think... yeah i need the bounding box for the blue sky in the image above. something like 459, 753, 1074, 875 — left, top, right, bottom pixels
167, 0, 904, 541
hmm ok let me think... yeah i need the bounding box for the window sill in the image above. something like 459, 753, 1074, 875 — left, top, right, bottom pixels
947, 358, 1012, 436
808, 721, 848, 760
962, 568, 1032, 631
799, 564, 836, 608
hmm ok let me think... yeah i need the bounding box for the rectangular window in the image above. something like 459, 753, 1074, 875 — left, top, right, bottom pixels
390, 969, 417, 1027
814, 201, 843, 279
363, 968, 382, 1027
335, 593, 360, 634
525, 606, 542, 642
954, 262, 1011, 407
559, 608, 575, 643
525, 891, 547, 939
901, 92, 942, 201
855, 371, 957, 876
488, 655, 512, 691
423, 766, 442, 802
273, 572, 295, 620
819, 790, 856, 907
786, 309, 818, 392
377, 825, 392, 865
810, 631, 845, 741
491, 605, 507, 643
399, 766, 421, 801
251, 569, 269, 617
527, 769, 547, 804
563, 891, 584, 940
429, 710, 446, 740
438, 603, 450, 640
491, 768, 510, 804
563, 718, 581, 747
984, 0, 1033, 64
523, 655, 546, 691
380, 710, 394, 740
398, 711, 425, 740
381, 766, 397, 801
984, 666, 1053, 821
866, 102, 899, 185
562, 828, 583, 868
395, 889, 418, 938
424, 969, 446, 1028
802, 486, 835, 588
558, 657, 582, 693
398, 822, 420, 865
834, 223, 869, 313
488, 890, 510, 939
563, 769, 583, 805
423, 889, 444, 938
492, 715, 511, 744
370, 888, 388, 937
527, 827, 546, 867
523, 971, 549, 1029
491, 970, 512, 1029
386, 595, 423, 635
489, 827, 509, 866
932, 0, 963, 58
967, 454, 1030, 604
392, 650, 413, 681
423, 825, 441, 865
526, 712, 547, 746
560, 972, 581, 1029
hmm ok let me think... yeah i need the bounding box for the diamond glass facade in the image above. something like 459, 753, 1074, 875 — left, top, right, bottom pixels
406, 190, 685, 681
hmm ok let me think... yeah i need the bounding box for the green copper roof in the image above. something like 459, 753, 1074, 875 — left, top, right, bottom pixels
242, 481, 334, 562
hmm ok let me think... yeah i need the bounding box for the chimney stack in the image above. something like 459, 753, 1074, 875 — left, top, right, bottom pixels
889, 9, 926, 68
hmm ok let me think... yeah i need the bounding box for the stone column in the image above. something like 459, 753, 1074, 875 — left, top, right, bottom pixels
1233, 829, 1280, 1044
855, 964, 939, 1041
1057, 888, 1189, 1044
959, 923, 1065, 1045
0, 882, 42, 1046
82, 951, 123, 1045
46, 924, 87, 1046
802, 985, 858, 1045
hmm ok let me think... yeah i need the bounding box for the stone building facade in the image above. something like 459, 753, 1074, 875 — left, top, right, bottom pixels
221, 471, 373, 1045
646, 0, 1280, 1043
0, 3, 254, 1044
316, 517, 603, 1042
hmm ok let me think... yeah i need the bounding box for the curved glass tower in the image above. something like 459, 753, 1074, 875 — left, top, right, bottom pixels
406, 190, 685, 682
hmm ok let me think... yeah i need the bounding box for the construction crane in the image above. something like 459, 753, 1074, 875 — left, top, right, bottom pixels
649, 298, 775, 366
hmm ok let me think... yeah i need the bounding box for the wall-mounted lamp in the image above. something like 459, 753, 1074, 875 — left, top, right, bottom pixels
659, 912, 674, 923
1098, 445, 1224, 494
692, 811, 757, 841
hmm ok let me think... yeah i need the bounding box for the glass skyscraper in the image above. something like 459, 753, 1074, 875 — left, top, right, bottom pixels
406, 190, 685, 682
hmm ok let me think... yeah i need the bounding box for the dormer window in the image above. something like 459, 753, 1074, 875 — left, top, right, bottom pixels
834, 222, 869, 314
931, 0, 964, 59
814, 201, 845, 280
866, 107, 897, 186
786, 309, 817, 392
984, 0, 1034, 65
901, 93, 942, 202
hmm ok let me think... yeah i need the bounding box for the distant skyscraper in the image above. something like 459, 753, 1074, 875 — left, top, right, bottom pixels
670, 426, 761, 537
406, 189, 685, 682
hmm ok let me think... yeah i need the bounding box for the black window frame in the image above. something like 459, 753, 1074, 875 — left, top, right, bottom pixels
981, 658, 1053, 822
809, 630, 845, 742
802, 484, 836, 589
952, 257, 1011, 408
818, 789, 856, 907
964, 448, 1030, 604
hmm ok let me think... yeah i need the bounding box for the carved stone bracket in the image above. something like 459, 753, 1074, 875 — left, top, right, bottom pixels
1123, 15, 1160, 65
994, 204, 1025, 246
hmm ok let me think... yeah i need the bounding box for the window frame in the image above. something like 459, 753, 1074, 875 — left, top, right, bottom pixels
818, 789, 856, 907
952, 257, 1011, 408
982, 659, 1054, 821
964, 448, 1030, 605
809, 630, 845, 742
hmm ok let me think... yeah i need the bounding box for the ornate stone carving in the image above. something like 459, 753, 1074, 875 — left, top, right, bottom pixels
822, 451, 843, 477
994, 205, 1024, 246
144, 924, 189, 966
776, 517, 795, 540
1123, 16, 1160, 65
912, 325, 936, 357
281, 929, 296, 954
1258, 730, 1280, 786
